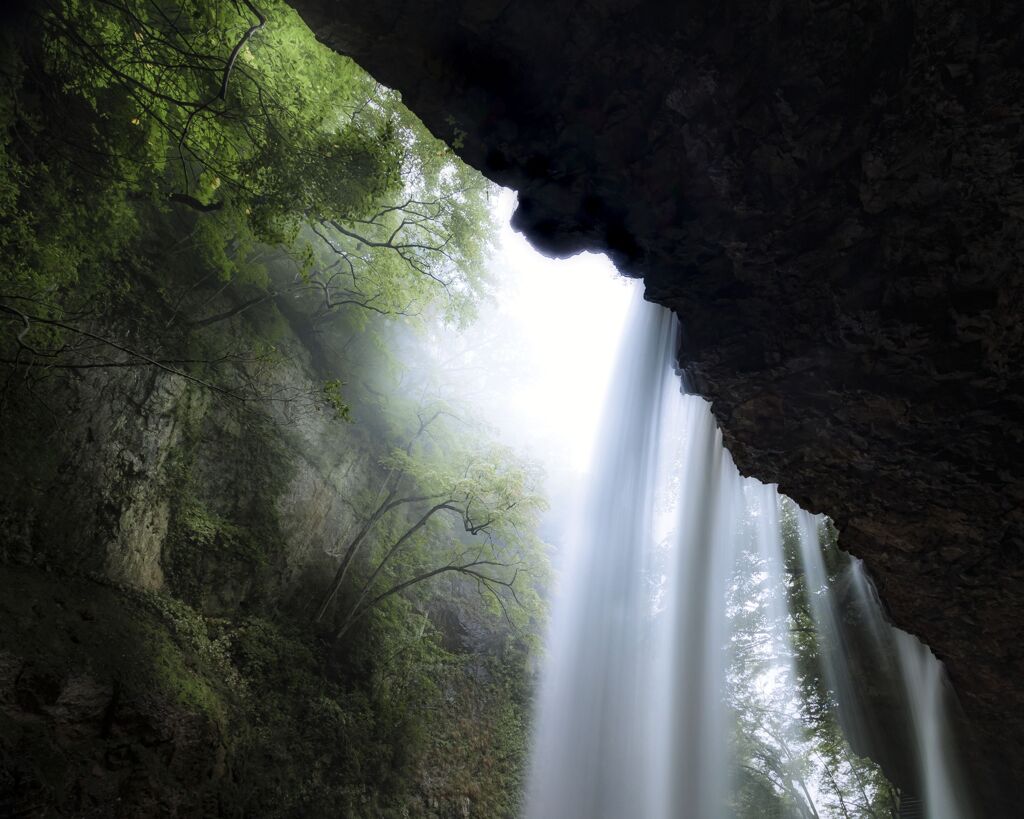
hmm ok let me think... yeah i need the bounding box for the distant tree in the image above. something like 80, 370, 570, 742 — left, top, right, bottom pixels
313, 401, 547, 642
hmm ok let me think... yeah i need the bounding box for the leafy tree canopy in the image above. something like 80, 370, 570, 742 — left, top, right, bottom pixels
1, 0, 496, 368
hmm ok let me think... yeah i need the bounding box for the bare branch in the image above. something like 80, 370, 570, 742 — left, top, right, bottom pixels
2, 303, 246, 402
336, 558, 523, 640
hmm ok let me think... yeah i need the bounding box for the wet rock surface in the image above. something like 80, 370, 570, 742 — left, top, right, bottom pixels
290, 0, 1024, 808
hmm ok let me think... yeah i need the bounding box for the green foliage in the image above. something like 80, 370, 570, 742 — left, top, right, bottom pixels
214, 601, 534, 818
417, 644, 534, 817
1, 0, 496, 390
166, 492, 266, 605
1, 564, 539, 818
725, 501, 898, 818
42, 0, 396, 246
0, 25, 135, 325
318, 399, 549, 643
0, 568, 234, 755
322, 377, 352, 421
162, 394, 293, 609
0, 3, 539, 815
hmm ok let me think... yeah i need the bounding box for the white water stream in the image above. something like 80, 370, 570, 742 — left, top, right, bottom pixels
525, 291, 975, 818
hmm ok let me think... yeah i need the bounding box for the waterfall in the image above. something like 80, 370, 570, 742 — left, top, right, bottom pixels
847, 559, 976, 818
525, 292, 975, 818
524, 289, 675, 819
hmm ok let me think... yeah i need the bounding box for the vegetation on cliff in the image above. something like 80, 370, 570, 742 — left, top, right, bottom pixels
0, 2, 545, 816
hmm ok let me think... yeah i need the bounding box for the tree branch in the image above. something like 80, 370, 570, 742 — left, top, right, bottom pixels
336, 558, 521, 641
1, 303, 245, 401
168, 192, 224, 212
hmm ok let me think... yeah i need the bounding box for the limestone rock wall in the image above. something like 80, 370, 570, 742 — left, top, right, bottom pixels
0, 314, 368, 610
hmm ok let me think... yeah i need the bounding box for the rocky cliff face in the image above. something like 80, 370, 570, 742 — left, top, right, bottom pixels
0, 294, 372, 815
0, 325, 357, 604
290, 0, 1024, 808
0, 570, 230, 818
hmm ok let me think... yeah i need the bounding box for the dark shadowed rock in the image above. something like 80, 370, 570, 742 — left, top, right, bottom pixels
288, 0, 1024, 809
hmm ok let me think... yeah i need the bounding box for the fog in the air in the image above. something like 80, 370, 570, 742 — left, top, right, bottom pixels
426, 189, 635, 517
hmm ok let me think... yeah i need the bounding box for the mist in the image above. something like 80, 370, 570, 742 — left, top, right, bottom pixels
423, 189, 635, 526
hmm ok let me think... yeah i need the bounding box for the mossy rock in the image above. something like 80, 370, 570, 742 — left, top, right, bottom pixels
0, 567, 231, 817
